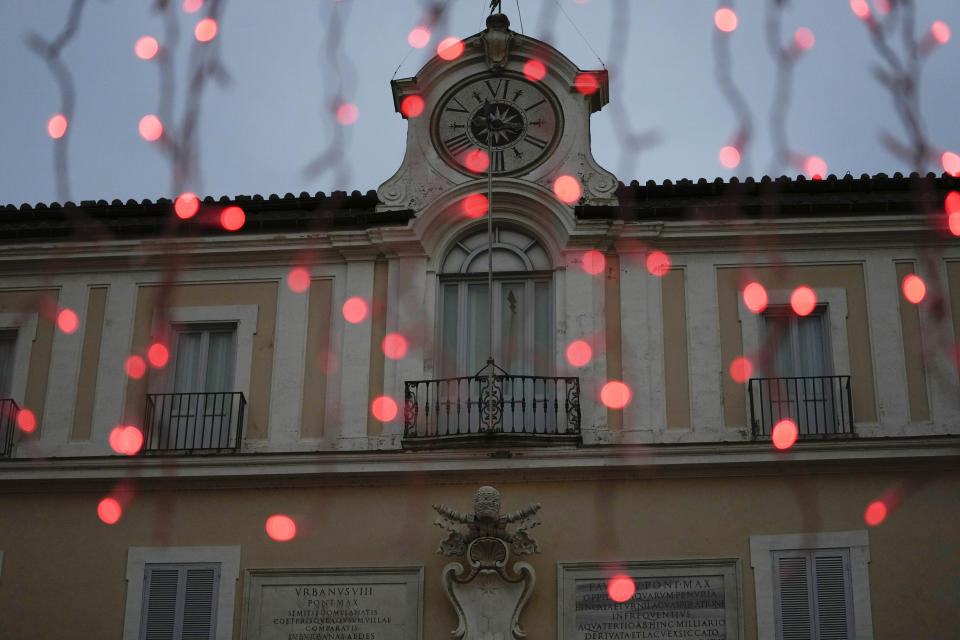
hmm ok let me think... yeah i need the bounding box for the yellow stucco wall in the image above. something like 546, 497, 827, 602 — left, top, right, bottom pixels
0, 465, 955, 639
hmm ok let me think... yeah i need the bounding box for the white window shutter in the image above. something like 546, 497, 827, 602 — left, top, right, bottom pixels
813, 552, 852, 640
182, 567, 218, 639
142, 567, 181, 640
775, 554, 814, 640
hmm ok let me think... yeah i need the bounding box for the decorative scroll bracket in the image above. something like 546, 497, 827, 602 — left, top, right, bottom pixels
433, 486, 541, 639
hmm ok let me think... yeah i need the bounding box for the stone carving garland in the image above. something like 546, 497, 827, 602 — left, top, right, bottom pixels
433, 486, 540, 639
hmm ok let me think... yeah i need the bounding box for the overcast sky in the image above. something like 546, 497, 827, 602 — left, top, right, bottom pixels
1, 0, 958, 206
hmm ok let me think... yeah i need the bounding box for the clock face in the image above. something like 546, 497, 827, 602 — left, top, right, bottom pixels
433, 73, 561, 176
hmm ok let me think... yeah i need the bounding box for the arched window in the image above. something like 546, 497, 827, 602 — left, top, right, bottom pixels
438, 223, 552, 377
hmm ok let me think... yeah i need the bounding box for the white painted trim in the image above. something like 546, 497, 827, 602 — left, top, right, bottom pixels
750, 530, 873, 640
149, 305, 258, 407
122, 545, 241, 640
266, 281, 308, 449
0, 311, 38, 406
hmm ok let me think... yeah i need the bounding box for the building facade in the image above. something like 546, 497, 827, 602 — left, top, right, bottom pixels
1, 14, 958, 640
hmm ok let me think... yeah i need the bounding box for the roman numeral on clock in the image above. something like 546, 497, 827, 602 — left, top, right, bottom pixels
491, 150, 505, 172
444, 133, 472, 155
445, 97, 469, 113
485, 79, 510, 99
526, 135, 548, 150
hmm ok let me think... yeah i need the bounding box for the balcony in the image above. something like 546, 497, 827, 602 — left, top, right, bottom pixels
143, 392, 246, 453
0, 397, 19, 457
403, 372, 581, 448
748, 376, 854, 440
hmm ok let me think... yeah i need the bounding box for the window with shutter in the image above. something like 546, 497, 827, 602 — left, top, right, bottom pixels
773, 549, 854, 640
750, 531, 872, 640
141, 564, 219, 640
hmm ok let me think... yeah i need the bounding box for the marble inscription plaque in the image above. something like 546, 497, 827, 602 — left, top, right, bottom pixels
559, 560, 741, 640
242, 567, 423, 640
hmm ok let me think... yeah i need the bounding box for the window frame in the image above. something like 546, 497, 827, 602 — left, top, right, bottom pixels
169, 323, 238, 394
0, 312, 39, 405
123, 546, 240, 640
762, 304, 834, 378
148, 305, 257, 401
750, 530, 873, 639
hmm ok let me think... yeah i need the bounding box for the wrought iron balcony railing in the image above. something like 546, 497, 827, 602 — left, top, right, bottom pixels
748, 376, 854, 440
143, 392, 246, 453
0, 397, 20, 457
404, 373, 581, 446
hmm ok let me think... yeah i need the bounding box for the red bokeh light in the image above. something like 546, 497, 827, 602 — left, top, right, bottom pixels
523, 59, 546, 81
772, 419, 799, 450
138, 114, 163, 142
266, 514, 297, 541
582, 250, 606, 275
98, 497, 123, 524
566, 340, 592, 368
942, 151, 960, 177
174, 192, 200, 219
134, 36, 159, 60
287, 267, 311, 293
714, 7, 738, 32
607, 575, 636, 603
47, 114, 68, 139
147, 342, 169, 367
194, 17, 218, 42
408, 26, 431, 48
371, 396, 398, 422
109, 425, 144, 455
464, 149, 490, 173
336, 103, 359, 126
931, 21, 951, 44
864, 500, 887, 526
382, 333, 408, 360
462, 193, 489, 218
125, 355, 147, 379
342, 297, 368, 324
794, 27, 815, 50
57, 308, 79, 334
553, 175, 582, 204
600, 381, 632, 409
902, 274, 926, 304
220, 206, 245, 231
718, 146, 740, 169
646, 251, 671, 277
803, 156, 827, 180
743, 282, 768, 313
437, 37, 464, 61
17, 408, 36, 433
183, 0, 203, 13
790, 286, 817, 316
945, 191, 960, 215
574, 73, 600, 95
400, 95, 425, 118
850, 0, 871, 20
729, 356, 753, 383
950, 212, 960, 237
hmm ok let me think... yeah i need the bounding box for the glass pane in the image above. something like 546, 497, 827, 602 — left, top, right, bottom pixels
764, 315, 795, 376
534, 282, 550, 373
204, 331, 234, 392
441, 284, 459, 378
173, 332, 203, 392
500, 283, 524, 374
0, 331, 16, 398
466, 283, 489, 376
797, 314, 827, 376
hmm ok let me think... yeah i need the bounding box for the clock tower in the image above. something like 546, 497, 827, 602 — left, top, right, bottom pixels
377, 13, 618, 213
